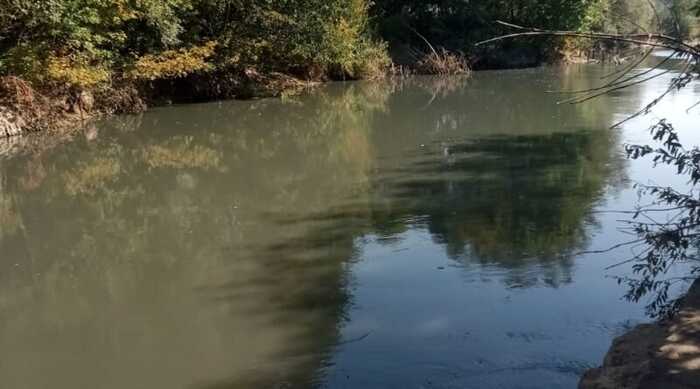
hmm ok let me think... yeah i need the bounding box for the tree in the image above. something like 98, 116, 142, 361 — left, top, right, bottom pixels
371, 0, 659, 60
0, 0, 389, 92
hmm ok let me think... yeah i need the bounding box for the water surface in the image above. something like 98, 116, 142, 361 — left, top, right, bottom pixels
0, 64, 697, 388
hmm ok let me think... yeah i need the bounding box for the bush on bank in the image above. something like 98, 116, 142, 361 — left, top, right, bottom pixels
0, 0, 390, 113
372, 0, 696, 69
0, 0, 696, 123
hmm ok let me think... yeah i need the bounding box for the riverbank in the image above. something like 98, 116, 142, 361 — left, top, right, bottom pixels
579, 279, 700, 389
0, 50, 600, 141
0, 66, 663, 389
0, 70, 317, 140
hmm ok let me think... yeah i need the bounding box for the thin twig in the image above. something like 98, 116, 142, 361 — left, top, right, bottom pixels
647, 0, 663, 32
591, 207, 685, 214
476, 21, 700, 56
611, 59, 694, 128
559, 68, 673, 105
576, 238, 646, 255
605, 245, 654, 270
555, 49, 672, 95
597, 47, 654, 82
408, 26, 439, 57
337, 331, 371, 346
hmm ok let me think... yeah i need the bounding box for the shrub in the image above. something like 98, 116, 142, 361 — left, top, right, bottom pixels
351, 40, 392, 79
416, 49, 470, 75
1, 0, 389, 95
46, 56, 111, 89
130, 42, 217, 80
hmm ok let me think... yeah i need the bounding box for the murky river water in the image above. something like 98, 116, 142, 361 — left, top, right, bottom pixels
0, 62, 698, 388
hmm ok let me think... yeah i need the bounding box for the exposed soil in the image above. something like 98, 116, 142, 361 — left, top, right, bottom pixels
0, 71, 314, 141
580, 280, 700, 389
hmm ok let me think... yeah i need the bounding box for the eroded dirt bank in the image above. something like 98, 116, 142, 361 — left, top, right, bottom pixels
580, 280, 700, 389
0, 72, 312, 140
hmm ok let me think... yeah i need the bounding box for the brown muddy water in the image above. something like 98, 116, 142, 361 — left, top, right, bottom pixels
0, 62, 698, 389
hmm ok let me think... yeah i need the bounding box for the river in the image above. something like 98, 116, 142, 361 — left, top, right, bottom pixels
0, 62, 697, 388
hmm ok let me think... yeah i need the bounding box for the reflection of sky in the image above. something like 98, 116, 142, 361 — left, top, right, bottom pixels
593, 62, 700, 256
596, 63, 700, 309
327, 230, 641, 389
1, 63, 699, 389
323, 68, 700, 389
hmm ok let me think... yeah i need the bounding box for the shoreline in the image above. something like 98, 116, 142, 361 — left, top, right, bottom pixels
579, 279, 700, 389
0, 71, 319, 142
0, 54, 604, 143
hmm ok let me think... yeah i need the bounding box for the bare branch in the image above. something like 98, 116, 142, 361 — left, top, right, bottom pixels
647, 0, 663, 31
559, 68, 674, 105
611, 59, 694, 128
554, 49, 674, 95
591, 207, 686, 214
576, 238, 646, 255
476, 21, 700, 56
598, 47, 654, 82
407, 25, 439, 57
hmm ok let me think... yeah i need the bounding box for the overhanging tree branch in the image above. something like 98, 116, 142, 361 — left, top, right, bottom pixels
477, 19, 700, 318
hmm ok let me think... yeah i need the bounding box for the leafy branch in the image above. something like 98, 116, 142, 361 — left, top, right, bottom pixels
479, 17, 700, 318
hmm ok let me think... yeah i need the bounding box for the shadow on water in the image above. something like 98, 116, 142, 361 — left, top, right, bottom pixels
0, 67, 628, 389
262, 128, 624, 292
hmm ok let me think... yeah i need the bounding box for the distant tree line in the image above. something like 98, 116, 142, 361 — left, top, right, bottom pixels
0, 0, 389, 95
0, 1, 697, 103
373, 0, 697, 66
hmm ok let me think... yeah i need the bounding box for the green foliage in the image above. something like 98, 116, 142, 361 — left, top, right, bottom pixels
623, 118, 700, 318
0, 0, 389, 90
46, 55, 111, 89
0, 0, 192, 86
187, 0, 390, 78
371, 0, 679, 63
130, 41, 217, 80
2, 0, 693, 92
658, 0, 697, 38
372, 0, 594, 50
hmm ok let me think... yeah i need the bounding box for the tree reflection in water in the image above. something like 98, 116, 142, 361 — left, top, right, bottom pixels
0, 67, 625, 389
